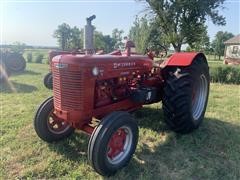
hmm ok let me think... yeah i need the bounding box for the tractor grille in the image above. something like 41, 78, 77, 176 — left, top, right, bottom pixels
53, 68, 84, 111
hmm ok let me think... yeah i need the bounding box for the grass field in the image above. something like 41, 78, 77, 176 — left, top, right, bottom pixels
23, 49, 50, 64
1, 62, 240, 179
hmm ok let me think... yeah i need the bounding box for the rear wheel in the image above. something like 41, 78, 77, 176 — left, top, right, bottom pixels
88, 111, 138, 176
43, 72, 53, 89
34, 97, 74, 142
162, 56, 210, 134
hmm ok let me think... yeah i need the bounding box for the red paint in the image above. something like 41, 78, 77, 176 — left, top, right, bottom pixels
52, 54, 153, 128
108, 50, 122, 56
163, 52, 204, 66
48, 50, 84, 72
47, 110, 70, 133
81, 124, 94, 135
107, 128, 127, 159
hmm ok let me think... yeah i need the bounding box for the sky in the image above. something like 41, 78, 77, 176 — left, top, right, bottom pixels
0, 0, 239, 47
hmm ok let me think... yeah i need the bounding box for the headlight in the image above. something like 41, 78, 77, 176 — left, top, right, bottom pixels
92, 66, 100, 76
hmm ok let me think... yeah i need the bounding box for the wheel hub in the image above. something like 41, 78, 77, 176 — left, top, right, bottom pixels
106, 126, 133, 165
47, 111, 71, 134
107, 128, 127, 159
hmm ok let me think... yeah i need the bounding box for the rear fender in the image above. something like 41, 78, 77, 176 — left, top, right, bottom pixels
162, 52, 207, 67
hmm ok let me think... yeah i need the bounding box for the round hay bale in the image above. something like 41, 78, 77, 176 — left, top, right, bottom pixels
5, 52, 26, 73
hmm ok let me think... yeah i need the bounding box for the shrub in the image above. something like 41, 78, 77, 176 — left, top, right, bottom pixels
210, 65, 240, 84
27, 53, 32, 63
35, 54, 44, 64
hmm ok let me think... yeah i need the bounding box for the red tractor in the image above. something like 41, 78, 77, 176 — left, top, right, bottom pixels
34, 47, 210, 176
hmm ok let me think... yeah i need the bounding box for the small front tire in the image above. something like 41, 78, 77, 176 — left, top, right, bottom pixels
34, 97, 74, 142
88, 111, 138, 176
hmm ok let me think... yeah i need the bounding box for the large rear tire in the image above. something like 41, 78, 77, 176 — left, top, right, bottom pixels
88, 111, 138, 176
34, 97, 74, 142
162, 56, 210, 134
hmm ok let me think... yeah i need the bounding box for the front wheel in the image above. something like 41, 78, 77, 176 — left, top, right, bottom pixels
34, 97, 74, 142
162, 55, 210, 134
88, 111, 138, 176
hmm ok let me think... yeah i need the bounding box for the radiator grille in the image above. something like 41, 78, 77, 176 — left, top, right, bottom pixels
53, 68, 84, 111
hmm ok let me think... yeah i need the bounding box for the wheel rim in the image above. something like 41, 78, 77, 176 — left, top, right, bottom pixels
46, 110, 71, 134
107, 126, 133, 165
192, 74, 208, 121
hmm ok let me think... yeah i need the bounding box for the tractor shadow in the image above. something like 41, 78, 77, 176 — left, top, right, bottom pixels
0, 81, 38, 93
47, 107, 166, 164
45, 106, 240, 179
133, 106, 168, 132
110, 114, 240, 179
47, 132, 89, 162
12, 70, 41, 76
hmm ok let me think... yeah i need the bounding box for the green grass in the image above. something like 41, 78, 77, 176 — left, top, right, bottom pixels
1, 63, 240, 179
205, 54, 224, 61
23, 49, 50, 64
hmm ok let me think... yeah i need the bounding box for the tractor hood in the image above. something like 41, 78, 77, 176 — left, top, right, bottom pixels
52, 54, 153, 74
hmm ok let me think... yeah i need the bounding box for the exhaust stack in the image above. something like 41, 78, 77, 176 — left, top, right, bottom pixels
84, 15, 96, 55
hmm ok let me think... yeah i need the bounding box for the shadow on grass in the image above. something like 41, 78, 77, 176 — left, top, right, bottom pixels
12, 70, 41, 76
114, 115, 240, 179
46, 106, 240, 179
48, 132, 89, 162
0, 81, 38, 93
134, 107, 168, 132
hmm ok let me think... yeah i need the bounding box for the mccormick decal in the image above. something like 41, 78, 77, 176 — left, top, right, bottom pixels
113, 62, 136, 69
55, 63, 68, 69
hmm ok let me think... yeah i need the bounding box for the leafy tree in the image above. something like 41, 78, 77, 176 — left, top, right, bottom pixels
53, 23, 71, 50
212, 31, 234, 60
102, 35, 116, 53
112, 28, 124, 50
94, 31, 116, 53
69, 26, 82, 50
54, 24, 84, 50
129, 17, 151, 53
186, 25, 210, 52
10, 42, 26, 53
138, 0, 226, 52
94, 31, 105, 50
129, 16, 169, 54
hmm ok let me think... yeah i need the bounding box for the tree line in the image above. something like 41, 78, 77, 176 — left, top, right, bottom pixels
53, 23, 125, 53
53, 0, 234, 59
